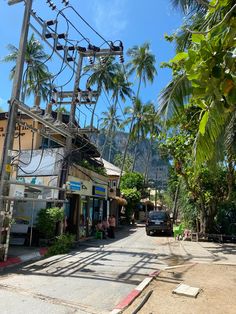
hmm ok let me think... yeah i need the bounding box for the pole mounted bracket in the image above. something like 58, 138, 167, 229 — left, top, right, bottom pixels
8, 0, 24, 5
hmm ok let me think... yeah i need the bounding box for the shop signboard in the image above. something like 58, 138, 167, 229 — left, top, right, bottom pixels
93, 185, 106, 198
68, 181, 81, 191
67, 176, 92, 196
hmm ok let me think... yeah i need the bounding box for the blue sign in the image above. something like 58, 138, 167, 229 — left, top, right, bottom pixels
93, 186, 106, 197
69, 181, 81, 191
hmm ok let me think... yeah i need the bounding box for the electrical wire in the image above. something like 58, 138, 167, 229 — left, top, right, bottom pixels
54, 49, 78, 89
11, 124, 35, 166
17, 144, 45, 175
66, 5, 112, 48
55, 6, 90, 45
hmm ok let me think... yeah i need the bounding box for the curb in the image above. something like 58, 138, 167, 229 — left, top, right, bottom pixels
110, 270, 161, 314
0, 247, 48, 271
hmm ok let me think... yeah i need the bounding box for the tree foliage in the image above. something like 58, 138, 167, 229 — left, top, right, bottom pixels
120, 172, 144, 191
158, 0, 236, 233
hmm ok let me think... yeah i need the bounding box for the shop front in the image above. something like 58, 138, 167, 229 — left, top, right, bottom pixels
92, 185, 108, 222
66, 177, 93, 239
66, 171, 108, 240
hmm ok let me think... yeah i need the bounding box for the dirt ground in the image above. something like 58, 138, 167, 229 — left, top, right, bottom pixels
123, 263, 236, 314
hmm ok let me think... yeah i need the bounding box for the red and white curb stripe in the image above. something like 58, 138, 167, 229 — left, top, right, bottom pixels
0, 248, 47, 270
110, 270, 161, 314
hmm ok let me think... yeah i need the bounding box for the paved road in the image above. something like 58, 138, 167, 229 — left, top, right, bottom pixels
1, 225, 236, 314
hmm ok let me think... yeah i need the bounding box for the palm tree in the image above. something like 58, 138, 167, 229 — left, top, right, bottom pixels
101, 65, 133, 161
171, 0, 206, 14
118, 43, 157, 184
124, 99, 152, 171
2, 33, 51, 107
100, 105, 123, 161
143, 103, 160, 182
126, 42, 157, 97
158, 73, 192, 119
83, 56, 118, 128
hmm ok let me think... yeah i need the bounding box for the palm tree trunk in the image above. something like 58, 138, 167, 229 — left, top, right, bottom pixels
90, 86, 101, 130
117, 119, 134, 188
21, 68, 28, 102
118, 75, 142, 187
226, 157, 235, 200
101, 123, 113, 156
172, 180, 180, 224
131, 141, 138, 171
144, 138, 153, 182
108, 133, 113, 162
137, 76, 142, 98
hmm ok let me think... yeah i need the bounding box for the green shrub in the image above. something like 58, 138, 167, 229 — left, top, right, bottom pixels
36, 207, 64, 239
46, 234, 76, 256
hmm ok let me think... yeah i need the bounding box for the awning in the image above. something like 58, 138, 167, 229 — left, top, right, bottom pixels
140, 198, 154, 206
113, 196, 127, 206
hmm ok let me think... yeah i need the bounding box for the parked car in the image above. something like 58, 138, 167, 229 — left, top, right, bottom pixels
146, 211, 172, 236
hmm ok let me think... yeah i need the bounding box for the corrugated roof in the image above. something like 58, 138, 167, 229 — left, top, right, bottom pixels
96, 158, 121, 176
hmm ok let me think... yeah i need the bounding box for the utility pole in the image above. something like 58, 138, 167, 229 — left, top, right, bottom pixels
0, 0, 33, 260
59, 50, 123, 241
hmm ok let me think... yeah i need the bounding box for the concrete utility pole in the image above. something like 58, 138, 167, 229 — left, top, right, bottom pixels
0, 0, 33, 260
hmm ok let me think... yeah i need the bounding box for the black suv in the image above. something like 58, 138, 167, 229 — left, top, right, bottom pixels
146, 211, 172, 236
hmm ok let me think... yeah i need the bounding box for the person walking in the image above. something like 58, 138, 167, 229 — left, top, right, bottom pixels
109, 215, 116, 239
102, 217, 109, 238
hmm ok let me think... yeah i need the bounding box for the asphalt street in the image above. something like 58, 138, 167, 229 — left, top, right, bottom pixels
0, 225, 236, 314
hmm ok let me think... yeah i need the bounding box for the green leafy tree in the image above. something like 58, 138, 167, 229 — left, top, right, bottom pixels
120, 172, 144, 223
120, 172, 144, 191
160, 1, 236, 168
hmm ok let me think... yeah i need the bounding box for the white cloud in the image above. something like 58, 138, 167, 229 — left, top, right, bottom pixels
0, 97, 7, 106
91, 0, 128, 39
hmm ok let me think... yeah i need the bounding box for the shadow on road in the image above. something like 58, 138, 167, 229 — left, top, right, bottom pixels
4, 225, 161, 287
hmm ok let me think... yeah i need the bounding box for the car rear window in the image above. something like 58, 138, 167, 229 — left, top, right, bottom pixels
149, 212, 169, 220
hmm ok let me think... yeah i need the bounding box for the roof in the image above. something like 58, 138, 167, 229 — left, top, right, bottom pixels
97, 158, 121, 176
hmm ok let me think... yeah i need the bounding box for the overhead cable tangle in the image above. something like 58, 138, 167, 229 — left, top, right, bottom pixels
30, 11, 76, 72
65, 5, 112, 49
55, 7, 90, 45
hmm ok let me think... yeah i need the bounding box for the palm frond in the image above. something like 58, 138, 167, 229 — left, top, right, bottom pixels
158, 73, 191, 120
194, 101, 230, 166
225, 110, 236, 156
171, 0, 206, 15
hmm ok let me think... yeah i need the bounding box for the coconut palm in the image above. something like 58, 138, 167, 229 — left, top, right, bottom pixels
171, 0, 206, 14
143, 103, 161, 182
100, 105, 123, 162
124, 99, 153, 171
2, 33, 51, 106
126, 42, 157, 97
158, 73, 192, 119
118, 43, 157, 184
83, 56, 118, 128
111, 65, 133, 106
100, 65, 132, 160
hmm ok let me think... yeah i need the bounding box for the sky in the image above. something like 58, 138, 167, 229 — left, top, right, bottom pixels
0, 0, 183, 128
